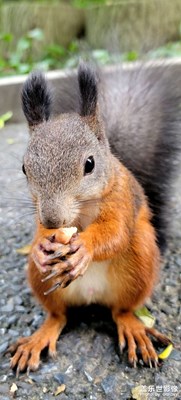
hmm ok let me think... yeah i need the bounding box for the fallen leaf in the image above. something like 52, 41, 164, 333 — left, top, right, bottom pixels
54, 384, 66, 396
10, 382, 18, 394
26, 378, 34, 385
0, 120, 4, 129
158, 343, 173, 360
16, 244, 31, 255
0, 111, 13, 130
94, 377, 101, 385
131, 385, 148, 400
7, 138, 15, 145
24, 263, 29, 271
1, 111, 13, 122
134, 306, 155, 328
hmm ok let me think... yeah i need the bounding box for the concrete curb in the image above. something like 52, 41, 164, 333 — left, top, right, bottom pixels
1, 58, 181, 123
0, 70, 69, 123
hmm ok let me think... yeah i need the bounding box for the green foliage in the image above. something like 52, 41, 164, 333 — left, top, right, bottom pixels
72, 0, 106, 8
1, 23, 181, 77
0, 27, 139, 76
0, 28, 45, 75
0, 28, 72, 75
148, 42, 181, 59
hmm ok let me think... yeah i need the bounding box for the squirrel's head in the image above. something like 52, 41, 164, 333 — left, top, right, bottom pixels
22, 62, 113, 229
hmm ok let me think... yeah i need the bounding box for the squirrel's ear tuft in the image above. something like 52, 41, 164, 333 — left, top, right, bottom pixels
22, 72, 51, 126
78, 62, 98, 117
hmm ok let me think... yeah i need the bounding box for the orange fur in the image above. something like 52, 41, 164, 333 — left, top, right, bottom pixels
10, 157, 170, 372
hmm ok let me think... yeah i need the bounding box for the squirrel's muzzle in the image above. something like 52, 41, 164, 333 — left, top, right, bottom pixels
38, 196, 74, 229
40, 217, 63, 229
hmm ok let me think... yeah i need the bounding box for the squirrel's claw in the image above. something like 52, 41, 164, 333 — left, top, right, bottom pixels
42, 243, 91, 294
32, 241, 71, 273
44, 282, 61, 295
41, 270, 58, 282
113, 311, 169, 368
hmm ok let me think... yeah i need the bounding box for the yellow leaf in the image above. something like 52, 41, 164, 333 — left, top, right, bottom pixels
16, 244, 31, 255
134, 306, 155, 328
1, 111, 13, 122
0, 120, 4, 129
7, 138, 15, 145
131, 385, 148, 400
0, 111, 13, 130
10, 383, 18, 394
158, 343, 173, 360
54, 384, 66, 396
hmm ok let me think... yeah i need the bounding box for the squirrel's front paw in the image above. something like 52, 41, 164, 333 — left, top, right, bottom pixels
31, 227, 77, 273
42, 234, 92, 293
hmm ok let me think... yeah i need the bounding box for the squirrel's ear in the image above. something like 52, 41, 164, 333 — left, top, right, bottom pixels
78, 62, 98, 117
22, 72, 51, 126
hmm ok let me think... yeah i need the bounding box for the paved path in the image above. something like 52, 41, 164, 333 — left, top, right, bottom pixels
0, 124, 180, 399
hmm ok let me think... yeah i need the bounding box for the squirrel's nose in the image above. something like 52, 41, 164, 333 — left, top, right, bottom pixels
41, 216, 65, 229
39, 199, 67, 228
42, 219, 59, 229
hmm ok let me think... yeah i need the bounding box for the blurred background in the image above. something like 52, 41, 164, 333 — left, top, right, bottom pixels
0, 2, 181, 399
1, 0, 181, 77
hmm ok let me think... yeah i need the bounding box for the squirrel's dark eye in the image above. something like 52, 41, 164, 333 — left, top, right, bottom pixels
84, 156, 95, 175
22, 164, 26, 175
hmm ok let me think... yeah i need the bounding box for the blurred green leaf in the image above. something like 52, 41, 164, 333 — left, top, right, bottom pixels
0, 32, 13, 42
64, 56, 79, 69
134, 306, 155, 328
92, 49, 111, 64
17, 37, 31, 53
17, 63, 32, 74
72, 0, 106, 8
35, 59, 52, 71
45, 44, 66, 59
68, 40, 79, 53
148, 41, 181, 59
123, 51, 138, 62
27, 28, 44, 41
9, 53, 21, 68
0, 111, 13, 129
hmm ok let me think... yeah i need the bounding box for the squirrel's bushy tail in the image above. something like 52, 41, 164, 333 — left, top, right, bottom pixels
101, 62, 181, 250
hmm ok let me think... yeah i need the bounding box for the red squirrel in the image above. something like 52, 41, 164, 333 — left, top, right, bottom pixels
9, 62, 173, 373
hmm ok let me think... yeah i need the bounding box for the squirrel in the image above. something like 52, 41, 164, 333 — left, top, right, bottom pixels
9, 62, 176, 374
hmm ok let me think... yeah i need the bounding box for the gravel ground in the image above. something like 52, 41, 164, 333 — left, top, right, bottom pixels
0, 124, 181, 400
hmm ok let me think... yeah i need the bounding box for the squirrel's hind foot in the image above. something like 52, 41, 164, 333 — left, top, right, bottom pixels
113, 311, 171, 368
9, 314, 66, 375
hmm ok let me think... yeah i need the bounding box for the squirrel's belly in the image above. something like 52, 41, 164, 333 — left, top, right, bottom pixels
62, 260, 114, 307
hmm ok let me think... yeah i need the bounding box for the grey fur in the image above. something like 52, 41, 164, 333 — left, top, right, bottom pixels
24, 114, 112, 229
22, 62, 181, 248
52, 62, 181, 248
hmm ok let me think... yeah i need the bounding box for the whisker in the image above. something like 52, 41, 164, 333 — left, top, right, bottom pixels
0, 151, 23, 164
0, 205, 36, 211
77, 198, 102, 205
12, 177, 27, 183
6, 210, 36, 227
0, 168, 23, 173
77, 211, 93, 218
1, 196, 33, 203
12, 191, 31, 198
0, 202, 35, 209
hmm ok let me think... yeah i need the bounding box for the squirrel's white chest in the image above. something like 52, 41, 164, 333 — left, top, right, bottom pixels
63, 260, 112, 306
